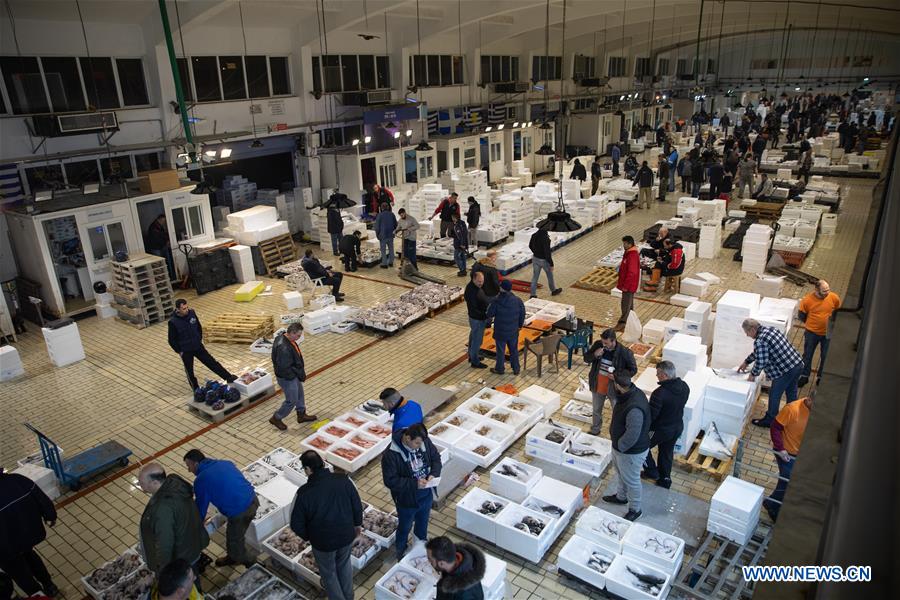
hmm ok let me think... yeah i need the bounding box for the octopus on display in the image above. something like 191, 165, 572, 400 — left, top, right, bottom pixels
269, 527, 308, 557
99, 568, 154, 600
350, 534, 377, 558
473, 445, 491, 456
383, 571, 423, 599
363, 510, 399, 538
297, 551, 320, 575
86, 552, 143, 592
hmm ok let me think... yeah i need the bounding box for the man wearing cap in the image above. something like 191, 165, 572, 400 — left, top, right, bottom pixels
486, 280, 525, 375
380, 387, 424, 433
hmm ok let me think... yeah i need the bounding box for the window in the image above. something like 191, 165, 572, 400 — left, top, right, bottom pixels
706, 59, 716, 75
100, 156, 134, 182
634, 57, 652, 77
312, 56, 322, 94
270, 57, 291, 95
88, 221, 127, 261
135, 152, 161, 173
574, 98, 595, 111
219, 56, 246, 100
192, 56, 221, 101
452, 148, 460, 169
464, 147, 477, 169
573, 54, 596, 79
171, 204, 205, 241
176, 57, 193, 101
523, 135, 532, 156
481, 55, 519, 84
323, 55, 342, 92
25, 164, 63, 191
80, 57, 119, 109
0, 56, 49, 114
607, 57, 627, 77
418, 155, 433, 180
409, 54, 465, 87
490, 142, 501, 162
245, 56, 270, 98
532, 55, 562, 81
312, 54, 388, 94
376, 56, 390, 88
657, 58, 670, 76
41, 57, 86, 112
359, 55, 376, 90
116, 58, 149, 105
341, 55, 359, 91
64, 159, 100, 186
676, 58, 689, 76
379, 163, 397, 187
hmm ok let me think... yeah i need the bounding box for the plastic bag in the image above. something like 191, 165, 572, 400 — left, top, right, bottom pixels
622, 310, 642, 343
574, 377, 593, 402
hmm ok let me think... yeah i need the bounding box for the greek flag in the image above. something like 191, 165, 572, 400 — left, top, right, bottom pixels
0, 164, 24, 206
488, 103, 506, 125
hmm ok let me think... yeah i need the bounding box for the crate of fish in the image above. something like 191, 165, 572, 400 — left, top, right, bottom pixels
469, 420, 516, 450
501, 397, 544, 428
521, 494, 568, 538
557, 535, 617, 591
292, 547, 322, 588
357, 399, 392, 422
604, 555, 671, 600
454, 433, 501, 468
525, 422, 573, 459
247, 494, 287, 546
362, 507, 399, 548
82, 548, 145, 599
350, 531, 382, 570
259, 448, 297, 472
282, 457, 309, 487
233, 369, 274, 398
262, 526, 309, 575
489, 458, 543, 502
443, 410, 482, 431
399, 543, 441, 581
375, 564, 437, 600
97, 566, 154, 600
346, 430, 386, 455
529, 475, 584, 519
455, 488, 511, 544
320, 421, 355, 439
242, 461, 280, 488
210, 565, 276, 599
247, 579, 301, 600
621, 523, 685, 577
484, 406, 527, 434
334, 411, 371, 429
429, 422, 468, 446
562, 399, 593, 424
562, 432, 613, 477
300, 431, 341, 455
494, 504, 555, 562
360, 422, 393, 441
467, 386, 514, 405
575, 506, 632, 554
458, 397, 499, 418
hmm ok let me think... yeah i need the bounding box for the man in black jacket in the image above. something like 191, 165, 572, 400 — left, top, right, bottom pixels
583, 329, 637, 435
656, 155, 669, 202
339, 230, 362, 272
168, 299, 236, 392
528, 229, 562, 298
426, 536, 486, 600
707, 160, 725, 198
382, 423, 443, 559
590, 155, 602, 196
570, 158, 587, 186
326, 205, 344, 256
471, 251, 500, 301
269, 323, 317, 430
602, 372, 651, 521
451, 214, 469, 277
291, 450, 362, 600
146, 214, 176, 280
465, 197, 480, 248
642, 361, 691, 489
301, 249, 345, 300
632, 161, 654, 209
0, 469, 58, 597
465, 271, 489, 369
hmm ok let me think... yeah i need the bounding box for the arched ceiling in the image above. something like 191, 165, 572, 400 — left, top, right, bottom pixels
4, 0, 898, 59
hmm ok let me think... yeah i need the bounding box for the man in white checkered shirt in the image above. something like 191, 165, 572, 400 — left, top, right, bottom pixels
738, 318, 804, 428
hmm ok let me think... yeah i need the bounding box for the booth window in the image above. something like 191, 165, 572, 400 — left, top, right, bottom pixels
490, 142, 501, 162
171, 204, 205, 241
418, 155, 433, 180
64, 159, 100, 186
135, 152, 161, 173
101, 156, 134, 182
452, 148, 460, 170
379, 164, 397, 188
88, 222, 127, 262
464, 147, 476, 169
657, 58, 670, 76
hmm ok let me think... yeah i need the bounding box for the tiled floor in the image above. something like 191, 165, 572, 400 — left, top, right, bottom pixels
2, 173, 877, 599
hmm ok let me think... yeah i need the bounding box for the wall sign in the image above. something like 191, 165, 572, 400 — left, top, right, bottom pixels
86, 207, 114, 222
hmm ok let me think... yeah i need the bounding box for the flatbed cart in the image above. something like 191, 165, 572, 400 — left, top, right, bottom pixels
25, 422, 132, 491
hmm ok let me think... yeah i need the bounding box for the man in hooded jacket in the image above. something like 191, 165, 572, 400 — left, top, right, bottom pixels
426, 536, 486, 600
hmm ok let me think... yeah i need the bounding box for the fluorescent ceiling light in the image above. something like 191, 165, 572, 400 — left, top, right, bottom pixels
513, 122, 519, 127
219, 148, 232, 158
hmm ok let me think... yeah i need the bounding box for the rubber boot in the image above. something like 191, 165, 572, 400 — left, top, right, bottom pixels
642, 268, 661, 292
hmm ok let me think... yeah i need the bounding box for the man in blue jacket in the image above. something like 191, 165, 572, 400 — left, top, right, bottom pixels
183, 449, 258, 567
380, 387, 424, 433
168, 299, 236, 392
374, 203, 398, 268
486, 280, 526, 375
382, 424, 442, 560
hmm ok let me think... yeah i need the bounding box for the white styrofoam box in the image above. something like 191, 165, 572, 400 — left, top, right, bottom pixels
399, 542, 442, 582
605, 554, 671, 600
705, 376, 755, 409
429, 422, 468, 446
680, 278, 708, 298
282, 291, 303, 310
42, 323, 86, 367
679, 241, 697, 262
502, 396, 544, 427
469, 420, 516, 449
490, 457, 543, 502
707, 515, 756, 545
684, 301, 712, 326
663, 334, 708, 377
711, 476, 765, 523
558, 535, 616, 590
11, 464, 60, 500
481, 553, 507, 598
257, 475, 299, 508
675, 368, 712, 455
247, 494, 288, 545
232, 372, 273, 398
228, 244, 255, 283
752, 275, 784, 298
664, 317, 684, 342
518, 385, 561, 416
642, 319, 667, 344
670, 293, 700, 308
698, 429, 738, 460
576, 506, 632, 554
455, 433, 502, 468
456, 487, 511, 543
226, 205, 278, 232
695, 272, 721, 284
525, 422, 574, 458
468, 387, 515, 405
530, 475, 584, 516
495, 503, 555, 562
459, 396, 500, 418
300, 431, 341, 456
562, 432, 613, 477
1, 345, 25, 381
524, 443, 564, 464
622, 523, 685, 577
375, 564, 437, 600
234, 221, 290, 245
483, 407, 527, 434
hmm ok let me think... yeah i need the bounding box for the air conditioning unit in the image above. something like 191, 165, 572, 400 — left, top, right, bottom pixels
576, 76, 610, 88
31, 111, 119, 137
493, 82, 529, 94
342, 90, 392, 106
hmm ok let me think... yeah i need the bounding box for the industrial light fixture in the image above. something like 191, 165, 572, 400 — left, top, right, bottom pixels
204, 150, 217, 157
35, 190, 54, 202
393, 131, 401, 139
352, 138, 360, 146
614, 109, 624, 116
82, 183, 100, 195
863, 77, 869, 82
513, 122, 520, 128
539, 121, 552, 130
485, 126, 493, 132
527, 121, 533, 127
385, 121, 397, 129
497, 124, 504, 130
405, 129, 412, 137
535, 144, 555, 156
175, 152, 192, 166
219, 148, 232, 158
190, 178, 215, 195
364, 136, 372, 144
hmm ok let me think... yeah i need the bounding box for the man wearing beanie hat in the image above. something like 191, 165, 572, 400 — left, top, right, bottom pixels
486, 280, 525, 375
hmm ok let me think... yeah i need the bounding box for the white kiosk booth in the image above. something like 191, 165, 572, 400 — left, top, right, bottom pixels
433, 130, 506, 184
566, 111, 622, 156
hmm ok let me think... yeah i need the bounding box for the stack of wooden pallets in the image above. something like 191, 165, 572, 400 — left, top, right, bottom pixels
259, 233, 297, 276
203, 313, 275, 344
110, 254, 174, 329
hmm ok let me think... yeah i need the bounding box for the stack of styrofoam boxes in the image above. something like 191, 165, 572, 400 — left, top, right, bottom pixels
683, 301, 713, 345
240, 461, 295, 547
752, 275, 784, 298
407, 184, 447, 222
707, 476, 765, 545
275, 192, 301, 234
224, 205, 289, 246
663, 333, 708, 378
94, 290, 116, 319
212, 205, 231, 231
299, 411, 392, 472
755, 297, 798, 337
676, 197, 695, 216
498, 200, 534, 232
642, 319, 667, 345
634, 366, 660, 399
12, 463, 61, 501
228, 245, 255, 283
42, 322, 86, 367
681, 206, 701, 227
675, 367, 713, 455
663, 318, 684, 343
0, 345, 25, 380
519, 384, 563, 416
711, 290, 760, 368
300, 308, 332, 335
820, 213, 837, 235
454, 170, 491, 204
511, 159, 532, 184
680, 277, 709, 299
702, 375, 755, 439
561, 432, 613, 477
741, 224, 772, 274
699, 219, 722, 258
216, 175, 258, 210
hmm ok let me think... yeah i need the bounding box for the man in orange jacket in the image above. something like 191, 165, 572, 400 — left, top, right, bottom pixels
617, 236, 640, 326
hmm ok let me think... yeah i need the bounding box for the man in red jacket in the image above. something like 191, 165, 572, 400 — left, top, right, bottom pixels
617, 236, 640, 326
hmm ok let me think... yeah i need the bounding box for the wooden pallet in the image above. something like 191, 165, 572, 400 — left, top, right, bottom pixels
676, 433, 735, 481
203, 313, 275, 343
113, 299, 174, 321
260, 234, 297, 276
573, 267, 619, 292
741, 201, 785, 221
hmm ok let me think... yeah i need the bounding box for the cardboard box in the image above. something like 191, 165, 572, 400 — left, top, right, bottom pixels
138, 169, 181, 193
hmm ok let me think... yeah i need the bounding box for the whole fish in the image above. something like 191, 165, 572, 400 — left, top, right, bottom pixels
567, 447, 599, 457
706, 421, 734, 457
627, 565, 667, 587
